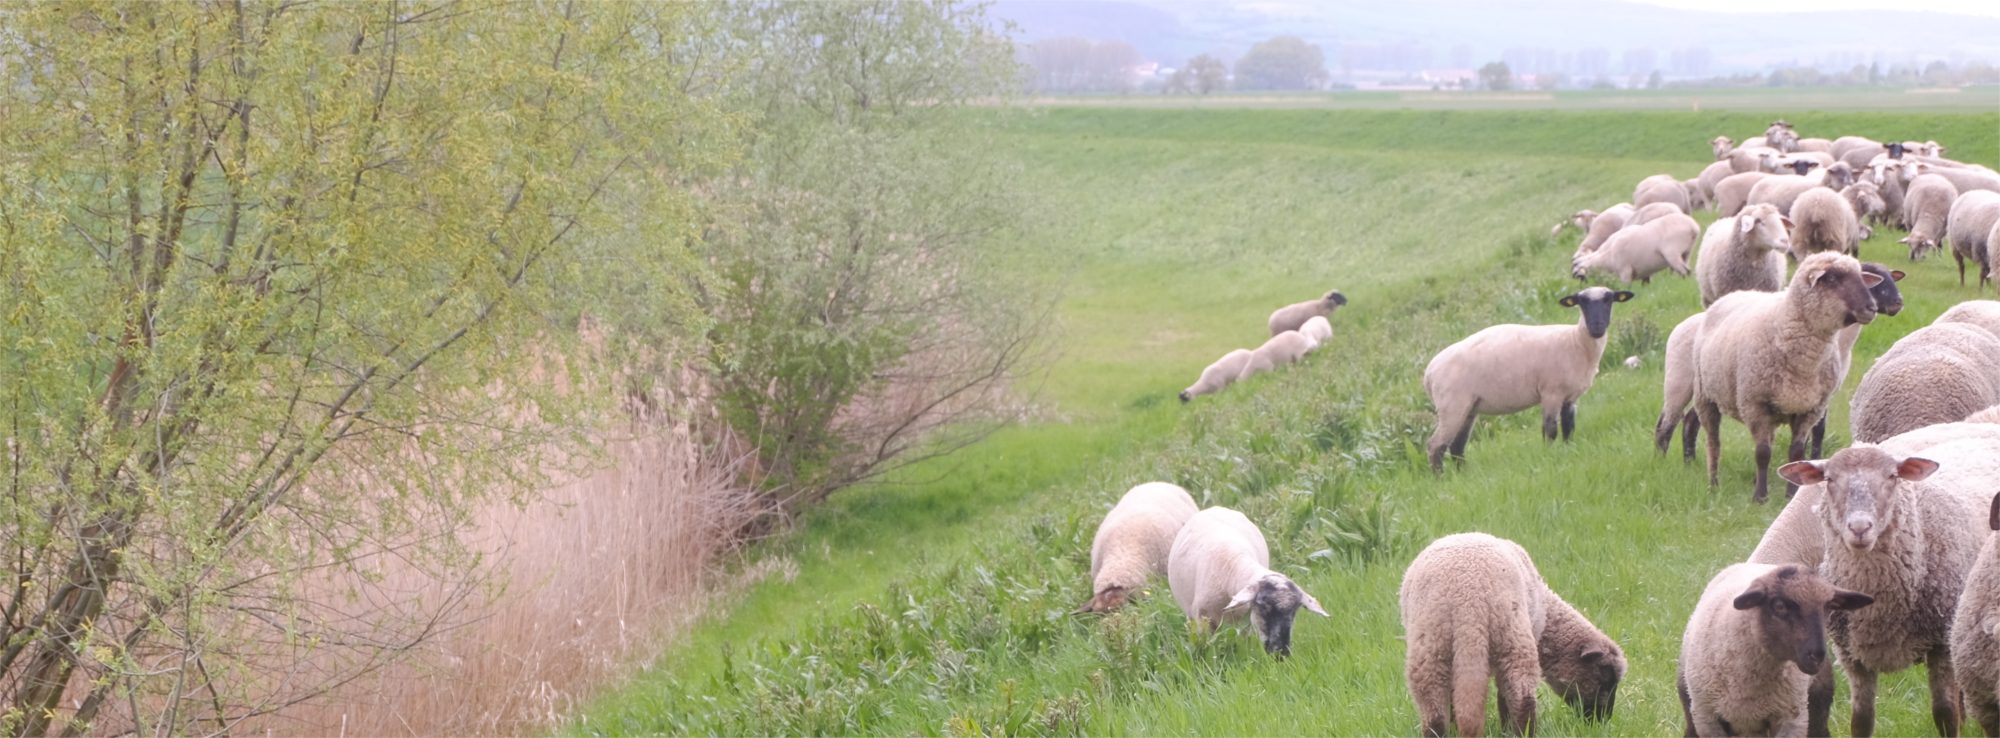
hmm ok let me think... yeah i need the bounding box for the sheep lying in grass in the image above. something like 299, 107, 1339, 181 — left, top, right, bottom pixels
1237, 330, 1315, 382
1777, 436, 2000, 737
1952, 491, 2000, 736
1901, 173, 1960, 260
1849, 320, 2000, 444
1168, 506, 1326, 658
1078, 482, 1199, 613
1424, 287, 1634, 474
1693, 253, 1883, 503
1268, 290, 1347, 336
1180, 349, 1253, 402
1677, 563, 1873, 738
1401, 533, 1625, 737
1571, 213, 1699, 284
1947, 191, 2000, 289
1694, 204, 1792, 307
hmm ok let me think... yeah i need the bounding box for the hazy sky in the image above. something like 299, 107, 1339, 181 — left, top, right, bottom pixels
1633, 0, 2000, 15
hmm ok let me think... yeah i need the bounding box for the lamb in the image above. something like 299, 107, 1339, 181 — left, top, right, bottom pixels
1424, 287, 1633, 473
1788, 187, 1861, 261
1400, 533, 1625, 737
1635, 173, 1693, 213
1677, 563, 1873, 738
1946, 190, 2000, 288
1776, 436, 2000, 737
1697, 160, 1735, 211
1167, 506, 1327, 658
1692, 253, 1884, 502
1717, 172, 1772, 217
1237, 330, 1316, 382
1694, 204, 1792, 307
1180, 348, 1254, 402
1267, 290, 1348, 336
1952, 491, 2000, 737
1901, 173, 1959, 260
1848, 321, 2000, 444
1574, 203, 1636, 256
1300, 315, 1333, 348
1570, 212, 1699, 284
1840, 181, 1887, 238
1078, 482, 1200, 613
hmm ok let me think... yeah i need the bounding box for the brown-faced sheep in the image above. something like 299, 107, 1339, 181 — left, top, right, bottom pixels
1401, 533, 1625, 737
1267, 290, 1348, 336
1677, 563, 1873, 738
1424, 287, 1634, 473
1078, 482, 1199, 613
1168, 507, 1327, 658
1695, 204, 1792, 307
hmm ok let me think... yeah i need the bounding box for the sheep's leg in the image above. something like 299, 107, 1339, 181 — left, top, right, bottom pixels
1678, 669, 1698, 738
1700, 402, 1723, 488
1408, 644, 1451, 738
1968, 685, 2000, 738
1560, 400, 1577, 442
1428, 410, 1463, 475
1540, 400, 1561, 442
1750, 418, 1778, 504
1666, 248, 1692, 276
1810, 416, 1827, 460
1495, 636, 1539, 737
1928, 645, 1962, 737
1808, 659, 1835, 738
1682, 409, 1701, 465
1958, 250, 1969, 287
1850, 661, 1879, 738
1450, 415, 1474, 460
1786, 418, 1810, 499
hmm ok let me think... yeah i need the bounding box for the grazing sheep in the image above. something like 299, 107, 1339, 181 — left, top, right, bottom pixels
1849, 320, 2000, 444
1693, 253, 1884, 502
1424, 287, 1634, 473
1180, 348, 1254, 402
1628, 201, 1684, 227
1677, 563, 1873, 738
1575, 203, 1636, 256
1776, 436, 2000, 737
1902, 174, 1960, 260
1078, 482, 1200, 613
1571, 213, 1699, 284
1788, 187, 1861, 260
1553, 209, 1598, 237
1697, 160, 1735, 211
1717, 172, 1773, 217
1401, 533, 1626, 737
1267, 290, 1348, 336
1952, 491, 2000, 737
1238, 330, 1315, 381
1946, 191, 2000, 289
1921, 163, 2000, 197
1841, 181, 1887, 238
1684, 179, 1710, 211
1636, 173, 1693, 214
1167, 506, 1327, 658
1731, 146, 1784, 176
1746, 163, 1851, 217
1300, 315, 1333, 348
1796, 137, 1834, 154
1695, 204, 1792, 307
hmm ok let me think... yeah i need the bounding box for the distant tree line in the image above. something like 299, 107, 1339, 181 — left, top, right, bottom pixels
1021, 35, 1330, 94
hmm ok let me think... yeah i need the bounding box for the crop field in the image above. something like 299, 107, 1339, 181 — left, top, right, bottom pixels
572, 106, 2000, 735
1028, 86, 2000, 112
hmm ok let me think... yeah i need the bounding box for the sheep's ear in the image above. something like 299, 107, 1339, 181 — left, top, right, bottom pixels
1828, 590, 1875, 611
1777, 460, 1827, 486
1891, 270, 1906, 282
1558, 294, 1581, 308
1894, 456, 1939, 482
1731, 588, 1768, 611
1739, 216, 1757, 234
1223, 583, 1258, 614
1860, 271, 1884, 287
1299, 589, 1329, 617
1780, 216, 1795, 229
1612, 290, 1634, 302
1579, 646, 1609, 663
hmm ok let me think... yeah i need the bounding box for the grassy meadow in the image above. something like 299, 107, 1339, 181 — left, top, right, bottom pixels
571, 106, 2000, 735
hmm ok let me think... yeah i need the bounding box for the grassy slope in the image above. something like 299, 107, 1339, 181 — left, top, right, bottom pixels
573, 107, 2000, 736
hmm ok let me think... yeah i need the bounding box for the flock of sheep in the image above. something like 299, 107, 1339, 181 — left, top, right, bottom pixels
1095, 119, 2000, 737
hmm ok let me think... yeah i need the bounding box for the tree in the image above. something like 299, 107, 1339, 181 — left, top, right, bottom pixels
0, 3, 724, 734
1234, 36, 1327, 91
1647, 70, 1664, 89
1186, 54, 1228, 94
1478, 61, 1513, 91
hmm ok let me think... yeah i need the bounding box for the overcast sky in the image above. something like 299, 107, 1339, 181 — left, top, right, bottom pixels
1632, 0, 2000, 15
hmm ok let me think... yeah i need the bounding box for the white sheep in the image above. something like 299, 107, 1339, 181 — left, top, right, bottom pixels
1745, 162, 1849, 217
1267, 290, 1347, 336
1574, 203, 1636, 257
1901, 173, 1960, 260
1788, 187, 1860, 261
1697, 160, 1735, 211
1237, 330, 1315, 382
1636, 173, 1693, 214
1180, 349, 1254, 403
1424, 287, 1634, 473
1570, 212, 1699, 284
1167, 506, 1327, 658
1677, 563, 1873, 738
1299, 315, 1333, 348
1946, 191, 2000, 289
1730, 146, 1784, 175
1712, 136, 1737, 161
1776, 435, 2000, 737
1694, 204, 1792, 307
1914, 161, 2000, 196
1952, 491, 2000, 737
1716, 172, 1772, 217
1692, 253, 1885, 502
1939, 300, 2000, 339
1848, 321, 2000, 444
1840, 181, 1887, 238
1401, 532, 1625, 737
1078, 482, 1200, 613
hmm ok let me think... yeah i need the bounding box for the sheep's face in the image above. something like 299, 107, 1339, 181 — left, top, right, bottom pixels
1860, 263, 1905, 317
1559, 287, 1635, 339
1711, 136, 1735, 160
1794, 254, 1883, 327
1788, 159, 1818, 176
1733, 564, 1874, 676
1887, 141, 1907, 159
1546, 640, 1625, 721
1322, 290, 1348, 309
1826, 163, 1855, 190
1903, 234, 1940, 260
1076, 586, 1130, 614
1223, 574, 1327, 659
1739, 205, 1792, 254
1780, 447, 1939, 551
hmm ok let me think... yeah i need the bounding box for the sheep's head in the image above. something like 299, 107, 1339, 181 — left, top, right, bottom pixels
1859, 263, 1905, 317
1791, 253, 1883, 328
1559, 286, 1635, 339
1887, 141, 1907, 159
1738, 204, 1792, 254
1901, 233, 1940, 261
1711, 136, 1736, 159
1542, 634, 1625, 721
1780, 447, 1939, 551
1732, 564, 1874, 677
1826, 162, 1855, 190
1075, 585, 1131, 615
1844, 182, 1885, 219
1222, 573, 1327, 659
1177, 390, 1192, 403
1789, 158, 1819, 176
1322, 290, 1348, 309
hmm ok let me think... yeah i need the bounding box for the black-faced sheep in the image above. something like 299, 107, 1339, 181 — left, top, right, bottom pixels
1167, 506, 1327, 658
1079, 482, 1199, 613
1267, 290, 1347, 336
1677, 563, 1873, 738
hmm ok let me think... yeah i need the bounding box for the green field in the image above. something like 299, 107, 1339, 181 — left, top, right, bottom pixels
1027, 86, 2000, 112
571, 106, 2000, 735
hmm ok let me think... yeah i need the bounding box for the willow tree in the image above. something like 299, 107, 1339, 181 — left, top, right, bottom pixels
0, 2, 721, 734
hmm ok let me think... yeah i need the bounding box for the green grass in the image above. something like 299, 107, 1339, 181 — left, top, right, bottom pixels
570, 106, 2000, 735
1031, 85, 2000, 113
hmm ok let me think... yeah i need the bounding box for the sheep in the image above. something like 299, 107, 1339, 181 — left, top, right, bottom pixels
1574, 203, 1636, 256
1552, 209, 1598, 237
1078, 482, 1200, 613
1938, 300, 2000, 339
1796, 137, 1834, 154
1841, 181, 1887, 238
1809, 263, 1906, 457
1692, 253, 1884, 502
1570, 213, 1699, 284
1849, 321, 2000, 444
1775, 436, 2000, 737
1424, 287, 1634, 473
1919, 162, 2000, 197
1788, 187, 1861, 261
1946, 191, 2000, 289
1972, 405, 2000, 424
1238, 330, 1316, 382
1698, 160, 1735, 211
1300, 315, 1333, 348
1717, 172, 1772, 217
1636, 173, 1693, 214
1267, 290, 1347, 336
1400, 532, 1626, 737
1713, 136, 1737, 160
1677, 563, 1874, 738
1628, 201, 1684, 226
1765, 122, 1799, 153
1180, 348, 1254, 403
1684, 178, 1710, 211
1833, 136, 1885, 168
1952, 491, 2000, 737
1866, 159, 1908, 229
1902, 174, 1960, 260
1747, 163, 1852, 217
1167, 506, 1327, 658
1774, 152, 1838, 175
1694, 204, 1792, 307
1731, 146, 1784, 175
